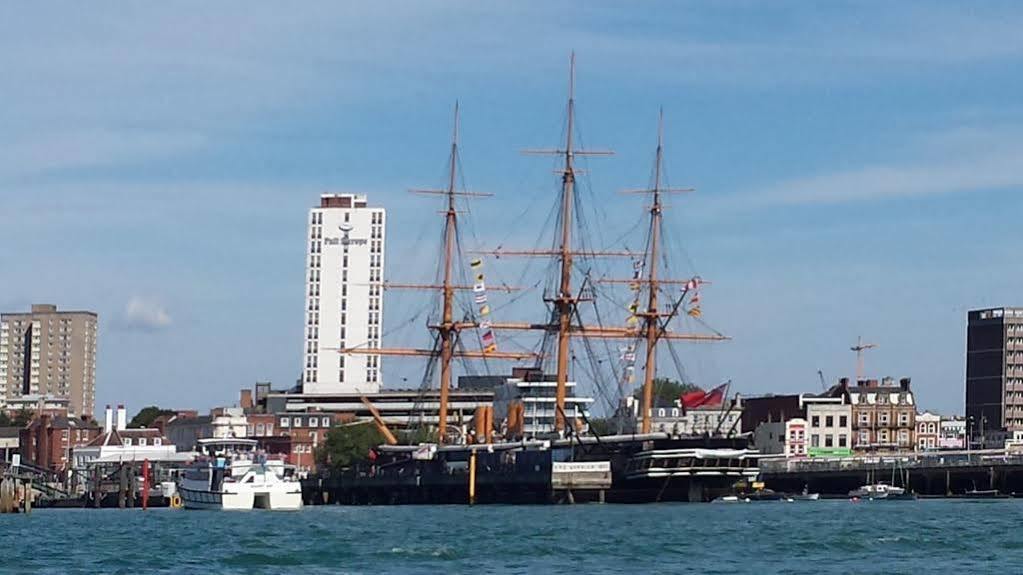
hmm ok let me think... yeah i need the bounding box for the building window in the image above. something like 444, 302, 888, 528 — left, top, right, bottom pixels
838, 434, 847, 447
825, 416, 834, 428
139, 438, 146, 446
280, 417, 290, 428
839, 416, 848, 428
810, 434, 820, 447
154, 438, 161, 446
811, 416, 820, 428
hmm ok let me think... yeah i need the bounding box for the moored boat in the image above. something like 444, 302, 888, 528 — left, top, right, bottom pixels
178, 439, 302, 511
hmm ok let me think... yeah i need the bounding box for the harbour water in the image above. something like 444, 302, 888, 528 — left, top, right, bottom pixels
2, 501, 1022, 574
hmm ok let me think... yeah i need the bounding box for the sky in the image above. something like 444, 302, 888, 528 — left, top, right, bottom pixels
1, 1, 1021, 417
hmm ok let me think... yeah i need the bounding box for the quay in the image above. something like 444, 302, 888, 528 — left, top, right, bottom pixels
760, 450, 1023, 496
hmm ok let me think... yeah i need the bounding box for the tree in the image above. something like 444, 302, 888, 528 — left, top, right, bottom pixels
128, 406, 175, 428
586, 417, 616, 437
633, 377, 701, 407
10, 409, 33, 427
316, 421, 385, 470
0, 411, 11, 427
397, 427, 438, 445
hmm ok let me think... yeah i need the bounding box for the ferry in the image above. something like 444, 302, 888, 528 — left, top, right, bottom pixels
178, 438, 302, 510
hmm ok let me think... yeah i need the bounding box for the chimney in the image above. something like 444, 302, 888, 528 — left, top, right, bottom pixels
116, 405, 127, 431
839, 377, 849, 390
899, 377, 911, 391
104, 405, 113, 433
240, 389, 253, 410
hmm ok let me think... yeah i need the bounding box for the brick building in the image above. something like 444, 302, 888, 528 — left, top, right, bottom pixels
19, 414, 101, 474
841, 377, 917, 452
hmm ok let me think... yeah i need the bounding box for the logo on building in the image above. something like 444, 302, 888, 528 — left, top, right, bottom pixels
325, 223, 367, 246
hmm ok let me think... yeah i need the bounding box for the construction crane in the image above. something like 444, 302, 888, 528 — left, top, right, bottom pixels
850, 336, 878, 383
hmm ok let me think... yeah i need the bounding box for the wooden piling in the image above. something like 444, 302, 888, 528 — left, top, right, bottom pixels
468, 449, 477, 505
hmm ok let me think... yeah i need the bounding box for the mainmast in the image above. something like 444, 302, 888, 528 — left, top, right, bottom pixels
437, 103, 460, 443
553, 53, 579, 433
639, 110, 665, 434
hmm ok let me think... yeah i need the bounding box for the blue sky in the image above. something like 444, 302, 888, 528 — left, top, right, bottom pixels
1, 2, 1021, 416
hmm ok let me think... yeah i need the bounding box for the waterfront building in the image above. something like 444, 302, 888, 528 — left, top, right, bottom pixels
916, 412, 940, 450
966, 307, 1023, 437
0, 427, 20, 462
263, 388, 493, 434
73, 405, 180, 469
752, 394, 851, 458
843, 377, 917, 452
18, 413, 101, 474
742, 393, 804, 436
804, 395, 852, 457
302, 193, 386, 395
492, 369, 594, 437
621, 395, 742, 437
0, 304, 98, 417
939, 416, 966, 449
784, 418, 808, 457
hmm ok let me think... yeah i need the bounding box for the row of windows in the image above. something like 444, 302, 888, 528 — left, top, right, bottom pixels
280, 416, 332, 428
856, 411, 912, 426
810, 415, 849, 428
371, 212, 383, 225
809, 434, 848, 448
855, 429, 912, 444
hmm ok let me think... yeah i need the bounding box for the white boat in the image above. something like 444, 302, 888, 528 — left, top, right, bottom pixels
178, 438, 303, 511
848, 483, 908, 500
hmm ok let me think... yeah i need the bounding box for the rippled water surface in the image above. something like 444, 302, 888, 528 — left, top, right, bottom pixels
2, 500, 1022, 574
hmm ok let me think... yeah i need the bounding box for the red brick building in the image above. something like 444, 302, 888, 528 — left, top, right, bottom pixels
19, 414, 101, 474
246, 412, 352, 473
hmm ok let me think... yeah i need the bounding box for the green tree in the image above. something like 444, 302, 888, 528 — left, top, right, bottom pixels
397, 427, 438, 445
316, 422, 385, 469
128, 406, 175, 428
633, 377, 700, 407
586, 417, 616, 436
11, 409, 32, 427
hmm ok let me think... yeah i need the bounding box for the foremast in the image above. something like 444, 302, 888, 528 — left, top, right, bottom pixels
341, 103, 532, 444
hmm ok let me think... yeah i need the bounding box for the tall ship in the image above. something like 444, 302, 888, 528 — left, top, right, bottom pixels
327, 53, 759, 504
178, 438, 302, 510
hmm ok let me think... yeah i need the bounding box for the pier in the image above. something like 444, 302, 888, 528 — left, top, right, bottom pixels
760, 450, 1023, 496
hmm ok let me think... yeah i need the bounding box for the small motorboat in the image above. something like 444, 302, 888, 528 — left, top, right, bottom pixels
848, 483, 916, 501
788, 486, 820, 501
962, 489, 1008, 499
712, 495, 749, 503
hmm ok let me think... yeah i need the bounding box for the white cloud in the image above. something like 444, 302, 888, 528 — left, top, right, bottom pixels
119, 297, 173, 332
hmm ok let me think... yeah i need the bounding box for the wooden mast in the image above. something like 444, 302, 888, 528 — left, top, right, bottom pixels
639, 110, 665, 434
437, 102, 460, 442
553, 53, 578, 433
340, 104, 533, 445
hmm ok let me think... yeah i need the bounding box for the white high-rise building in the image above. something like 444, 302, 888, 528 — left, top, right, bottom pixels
302, 193, 385, 394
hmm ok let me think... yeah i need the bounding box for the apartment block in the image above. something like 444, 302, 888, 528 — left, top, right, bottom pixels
1, 304, 98, 417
